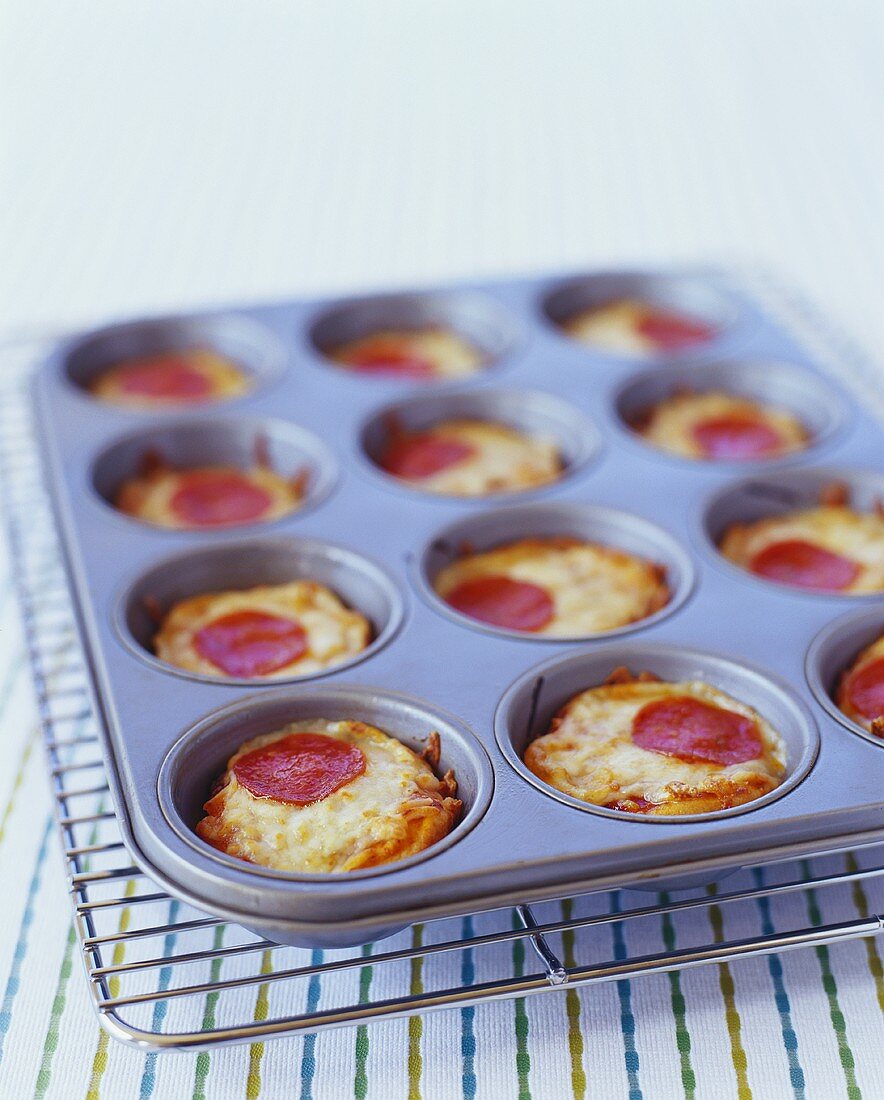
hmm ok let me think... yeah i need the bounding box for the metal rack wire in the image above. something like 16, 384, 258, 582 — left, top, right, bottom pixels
3, 297, 884, 1051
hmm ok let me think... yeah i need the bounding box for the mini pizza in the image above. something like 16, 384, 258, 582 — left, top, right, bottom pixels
635, 390, 809, 461
197, 722, 462, 872
377, 419, 562, 496
836, 634, 884, 737
564, 299, 717, 356
89, 349, 250, 408
115, 453, 307, 530
433, 537, 669, 635
718, 485, 884, 594
524, 668, 786, 816
154, 581, 372, 680
330, 328, 483, 380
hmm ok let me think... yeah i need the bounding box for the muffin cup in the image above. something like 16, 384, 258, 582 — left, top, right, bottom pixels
157, 685, 494, 882
308, 289, 522, 382
700, 466, 884, 598
541, 270, 741, 359
806, 606, 884, 747
495, 643, 819, 823
91, 417, 338, 530
115, 536, 405, 685
416, 501, 695, 641
61, 312, 285, 406
359, 387, 602, 501
614, 359, 849, 467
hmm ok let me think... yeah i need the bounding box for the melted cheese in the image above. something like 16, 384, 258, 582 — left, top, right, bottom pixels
115, 464, 304, 529
638, 390, 808, 459
89, 349, 250, 407
332, 328, 483, 378
525, 679, 786, 816
719, 506, 884, 593
434, 537, 669, 635
563, 300, 661, 355
197, 719, 462, 872
386, 419, 562, 496
155, 580, 371, 679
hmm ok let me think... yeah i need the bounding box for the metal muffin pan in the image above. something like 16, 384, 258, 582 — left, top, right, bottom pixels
34, 268, 884, 948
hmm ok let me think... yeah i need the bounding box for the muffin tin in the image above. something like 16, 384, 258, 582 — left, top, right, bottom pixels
34, 268, 884, 948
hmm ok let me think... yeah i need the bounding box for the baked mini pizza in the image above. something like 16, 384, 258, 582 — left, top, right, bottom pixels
377, 419, 562, 496
524, 668, 786, 816
154, 581, 371, 680
836, 634, 884, 737
89, 349, 250, 408
563, 299, 717, 356
718, 484, 884, 594
635, 390, 809, 461
433, 537, 669, 635
330, 328, 483, 380
197, 723, 462, 872
115, 453, 307, 530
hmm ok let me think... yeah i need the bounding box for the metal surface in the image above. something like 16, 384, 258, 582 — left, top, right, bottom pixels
27, 267, 884, 946
3, 317, 884, 1048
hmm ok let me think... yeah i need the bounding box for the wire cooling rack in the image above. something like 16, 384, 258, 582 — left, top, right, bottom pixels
3, 272, 884, 1052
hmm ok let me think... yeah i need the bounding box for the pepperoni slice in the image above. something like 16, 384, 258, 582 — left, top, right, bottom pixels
636, 310, 716, 351
845, 656, 884, 721
379, 433, 475, 479
445, 575, 555, 631
692, 415, 783, 459
749, 539, 860, 591
115, 354, 214, 401
341, 338, 436, 379
194, 610, 308, 678
232, 732, 366, 805
169, 469, 273, 527
632, 695, 763, 765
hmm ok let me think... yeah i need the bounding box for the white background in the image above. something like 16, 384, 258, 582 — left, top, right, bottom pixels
2, 0, 883, 359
